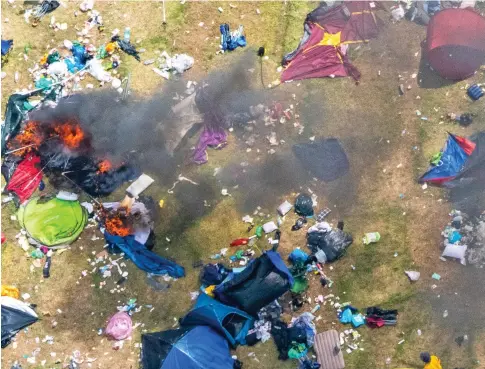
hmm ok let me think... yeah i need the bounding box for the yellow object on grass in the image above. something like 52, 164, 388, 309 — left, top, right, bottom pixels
2, 285, 20, 299
159, 199, 164, 208
424, 356, 442, 369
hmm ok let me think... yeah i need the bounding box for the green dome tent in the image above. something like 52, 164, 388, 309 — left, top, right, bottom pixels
18, 196, 88, 246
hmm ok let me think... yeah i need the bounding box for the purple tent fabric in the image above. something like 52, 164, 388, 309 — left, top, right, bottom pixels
192, 126, 227, 164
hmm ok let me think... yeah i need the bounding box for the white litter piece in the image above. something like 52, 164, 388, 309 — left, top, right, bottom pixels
442, 243, 467, 264
126, 174, 154, 198
56, 191, 78, 201
221, 188, 230, 196
111, 78, 122, 89
242, 215, 254, 224
79, 0, 94, 12
277, 200, 292, 216
153, 67, 170, 79
404, 270, 420, 281
262, 221, 277, 233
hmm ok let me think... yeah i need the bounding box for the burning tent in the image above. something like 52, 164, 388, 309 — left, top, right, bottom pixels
18, 196, 88, 247
6, 119, 138, 197
281, 2, 382, 82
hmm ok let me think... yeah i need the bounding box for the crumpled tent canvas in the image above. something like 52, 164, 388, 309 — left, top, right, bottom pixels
141, 325, 235, 369
1, 296, 38, 348
419, 133, 476, 185
180, 293, 254, 347
281, 1, 382, 82
18, 196, 88, 246
104, 232, 185, 278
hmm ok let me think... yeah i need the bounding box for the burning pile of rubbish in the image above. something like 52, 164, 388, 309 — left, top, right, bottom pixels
5, 118, 138, 198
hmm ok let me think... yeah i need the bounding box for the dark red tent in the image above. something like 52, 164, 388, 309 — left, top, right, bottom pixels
426, 8, 485, 80
281, 2, 382, 82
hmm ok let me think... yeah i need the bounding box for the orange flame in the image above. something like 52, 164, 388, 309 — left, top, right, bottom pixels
54, 123, 85, 149
104, 209, 132, 237
97, 159, 112, 174
8, 121, 44, 156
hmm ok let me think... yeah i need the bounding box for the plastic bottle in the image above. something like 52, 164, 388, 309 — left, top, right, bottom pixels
123, 27, 131, 43
43, 250, 53, 278
311, 304, 321, 313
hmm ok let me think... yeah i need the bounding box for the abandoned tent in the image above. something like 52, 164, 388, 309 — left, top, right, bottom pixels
281, 1, 382, 82
425, 8, 485, 80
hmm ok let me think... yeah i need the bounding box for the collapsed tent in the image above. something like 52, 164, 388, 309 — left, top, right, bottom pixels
5, 154, 42, 204
419, 133, 476, 186
180, 293, 254, 347
293, 138, 349, 181
104, 232, 185, 278
1, 296, 38, 348
215, 251, 294, 315
281, 2, 382, 82
426, 8, 485, 80
141, 325, 235, 369
1, 91, 43, 155
18, 196, 88, 246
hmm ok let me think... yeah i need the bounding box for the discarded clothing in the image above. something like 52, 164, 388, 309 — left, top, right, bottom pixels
192, 126, 227, 165
105, 311, 133, 340
307, 228, 353, 262
104, 232, 185, 278
5, 154, 42, 204
64, 43, 89, 73
288, 343, 308, 359
200, 263, 231, 286
295, 193, 314, 217
290, 312, 316, 347
271, 320, 307, 360
339, 306, 365, 328
112, 36, 140, 61
220, 24, 246, 51
257, 300, 282, 322
365, 306, 398, 328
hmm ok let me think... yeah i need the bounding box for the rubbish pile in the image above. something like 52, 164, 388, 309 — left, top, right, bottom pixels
441, 210, 485, 267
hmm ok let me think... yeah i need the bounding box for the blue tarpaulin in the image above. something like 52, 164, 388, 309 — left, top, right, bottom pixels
104, 232, 185, 278
142, 325, 235, 369
420, 133, 476, 185
1, 40, 13, 56
180, 293, 254, 347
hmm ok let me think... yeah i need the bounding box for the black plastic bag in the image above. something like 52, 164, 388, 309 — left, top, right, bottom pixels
294, 193, 313, 217
307, 229, 353, 262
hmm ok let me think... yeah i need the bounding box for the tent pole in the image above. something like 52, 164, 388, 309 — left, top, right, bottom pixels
162, 0, 167, 25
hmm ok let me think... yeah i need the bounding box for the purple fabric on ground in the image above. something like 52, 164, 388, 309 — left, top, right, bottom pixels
192, 126, 227, 164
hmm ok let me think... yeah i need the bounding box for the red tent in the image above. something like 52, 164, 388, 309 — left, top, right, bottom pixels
281, 2, 382, 82
426, 8, 485, 80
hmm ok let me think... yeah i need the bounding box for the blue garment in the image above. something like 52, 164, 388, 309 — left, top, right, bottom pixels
339, 308, 353, 324
220, 24, 246, 51
1, 39, 13, 56
351, 313, 365, 328
104, 232, 185, 278
180, 293, 254, 347
448, 231, 462, 244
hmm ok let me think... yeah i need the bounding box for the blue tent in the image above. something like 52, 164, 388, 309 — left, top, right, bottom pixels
180, 293, 254, 347
104, 232, 185, 278
420, 133, 476, 186
141, 325, 235, 369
